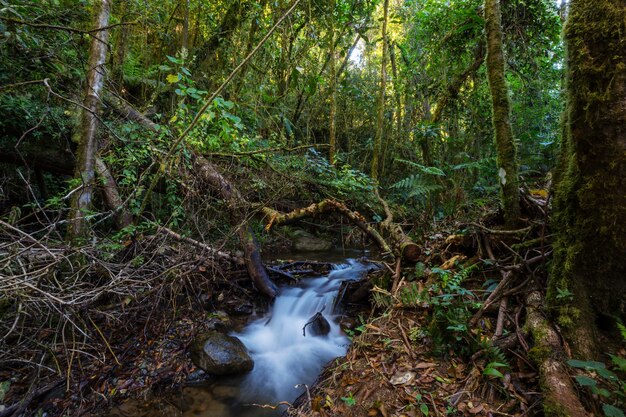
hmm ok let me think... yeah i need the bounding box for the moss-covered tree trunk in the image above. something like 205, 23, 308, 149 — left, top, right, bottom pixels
484, 0, 520, 227
548, 0, 626, 359
68, 0, 110, 241
328, 0, 337, 165
371, 0, 389, 181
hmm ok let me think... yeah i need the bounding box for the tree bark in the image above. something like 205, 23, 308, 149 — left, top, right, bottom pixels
67, 0, 110, 241
484, 0, 520, 227
95, 157, 132, 229
548, 0, 626, 359
328, 0, 337, 164
431, 42, 485, 124
376, 192, 421, 262
371, 0, 389, 180
525, 291, 589, 417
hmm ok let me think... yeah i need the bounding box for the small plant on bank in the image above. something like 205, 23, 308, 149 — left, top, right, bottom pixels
567, 357, 626, 417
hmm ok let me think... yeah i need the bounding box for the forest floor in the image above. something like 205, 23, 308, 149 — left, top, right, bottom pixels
1, 191, 613, 417
286, 219, 545, 417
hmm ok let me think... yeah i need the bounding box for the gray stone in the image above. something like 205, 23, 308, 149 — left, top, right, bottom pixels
190, 332, 254, 376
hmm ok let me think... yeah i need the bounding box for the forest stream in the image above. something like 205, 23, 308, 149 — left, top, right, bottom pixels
109, 256, 376, 417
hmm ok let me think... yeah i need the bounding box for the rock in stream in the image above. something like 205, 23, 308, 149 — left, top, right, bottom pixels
190, 331, 254, 376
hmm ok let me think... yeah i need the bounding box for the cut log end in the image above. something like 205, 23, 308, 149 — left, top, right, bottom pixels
400, 242, 421, 263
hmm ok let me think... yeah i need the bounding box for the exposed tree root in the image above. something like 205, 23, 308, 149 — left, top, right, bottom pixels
525, 290, 589, 417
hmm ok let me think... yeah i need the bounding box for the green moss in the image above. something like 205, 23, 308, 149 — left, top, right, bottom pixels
548, 0, 626, 359
528, 346, 552, 363
542, 398, 572, 417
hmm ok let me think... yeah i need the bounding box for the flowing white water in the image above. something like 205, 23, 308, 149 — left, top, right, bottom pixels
230, 259, 370, 413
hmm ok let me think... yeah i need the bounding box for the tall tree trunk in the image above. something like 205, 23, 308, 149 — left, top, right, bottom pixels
389, 43, 402, 142
548, 0, 626, 360
182, 0, 189, 52
371, 0, 389, 180
484, 0, 520, 227
68, 0, 110, 241
328, 0, 337, 164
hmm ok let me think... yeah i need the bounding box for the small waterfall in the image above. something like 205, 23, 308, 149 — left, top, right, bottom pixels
229, 259, 370, 414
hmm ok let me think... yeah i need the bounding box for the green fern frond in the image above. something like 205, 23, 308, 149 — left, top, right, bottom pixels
395, 159, 446, 176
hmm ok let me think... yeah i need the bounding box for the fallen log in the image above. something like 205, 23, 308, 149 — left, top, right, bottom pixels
261, 199, 393, 257
376, 191, 421, 262
157, 225, 243, 264
194, 155, 278, 298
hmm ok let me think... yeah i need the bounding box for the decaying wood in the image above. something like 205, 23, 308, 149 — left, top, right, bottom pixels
525, 290, 588, 417
157, 226, 243, 265
261, 199, 393, 257
377, 191, 421, 262
194, 155, 278, 298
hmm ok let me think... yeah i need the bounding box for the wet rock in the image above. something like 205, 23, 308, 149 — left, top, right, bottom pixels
205, 311, 231, 331
226, 301, 254, 316
338, 316, 357, 332
303, 311, 330, 337
292, 230, 332, 251
339, 278, 373, 305
190, 332, 254, 376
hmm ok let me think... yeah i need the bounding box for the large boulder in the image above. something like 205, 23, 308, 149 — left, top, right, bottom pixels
190, 332, 253, 375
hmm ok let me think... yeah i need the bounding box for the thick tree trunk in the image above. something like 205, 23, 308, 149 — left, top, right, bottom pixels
371, 0, 389, 180
328, 0, 337, 164
525, 291, 589, 417
484, 0, 520, 227
548, 0, 626, 359
68, 0, 110, 241
389, 43, 403, 141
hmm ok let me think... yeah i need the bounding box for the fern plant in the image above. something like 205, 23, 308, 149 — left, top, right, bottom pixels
389, 159, 444, 208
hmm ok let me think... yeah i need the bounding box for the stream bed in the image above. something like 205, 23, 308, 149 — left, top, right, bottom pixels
198, 259, 373, 416
111, 256, 374, 417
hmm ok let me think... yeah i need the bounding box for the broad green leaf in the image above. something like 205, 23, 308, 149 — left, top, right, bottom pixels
567, 360, 607, 371
592, 387, 612, 398
610, 355, 626, 372
483, 367, 504, 378
574, 375, 597, 387
602, 404, 625, 417
420, 403, 429, 415
597, 368, 619, 381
